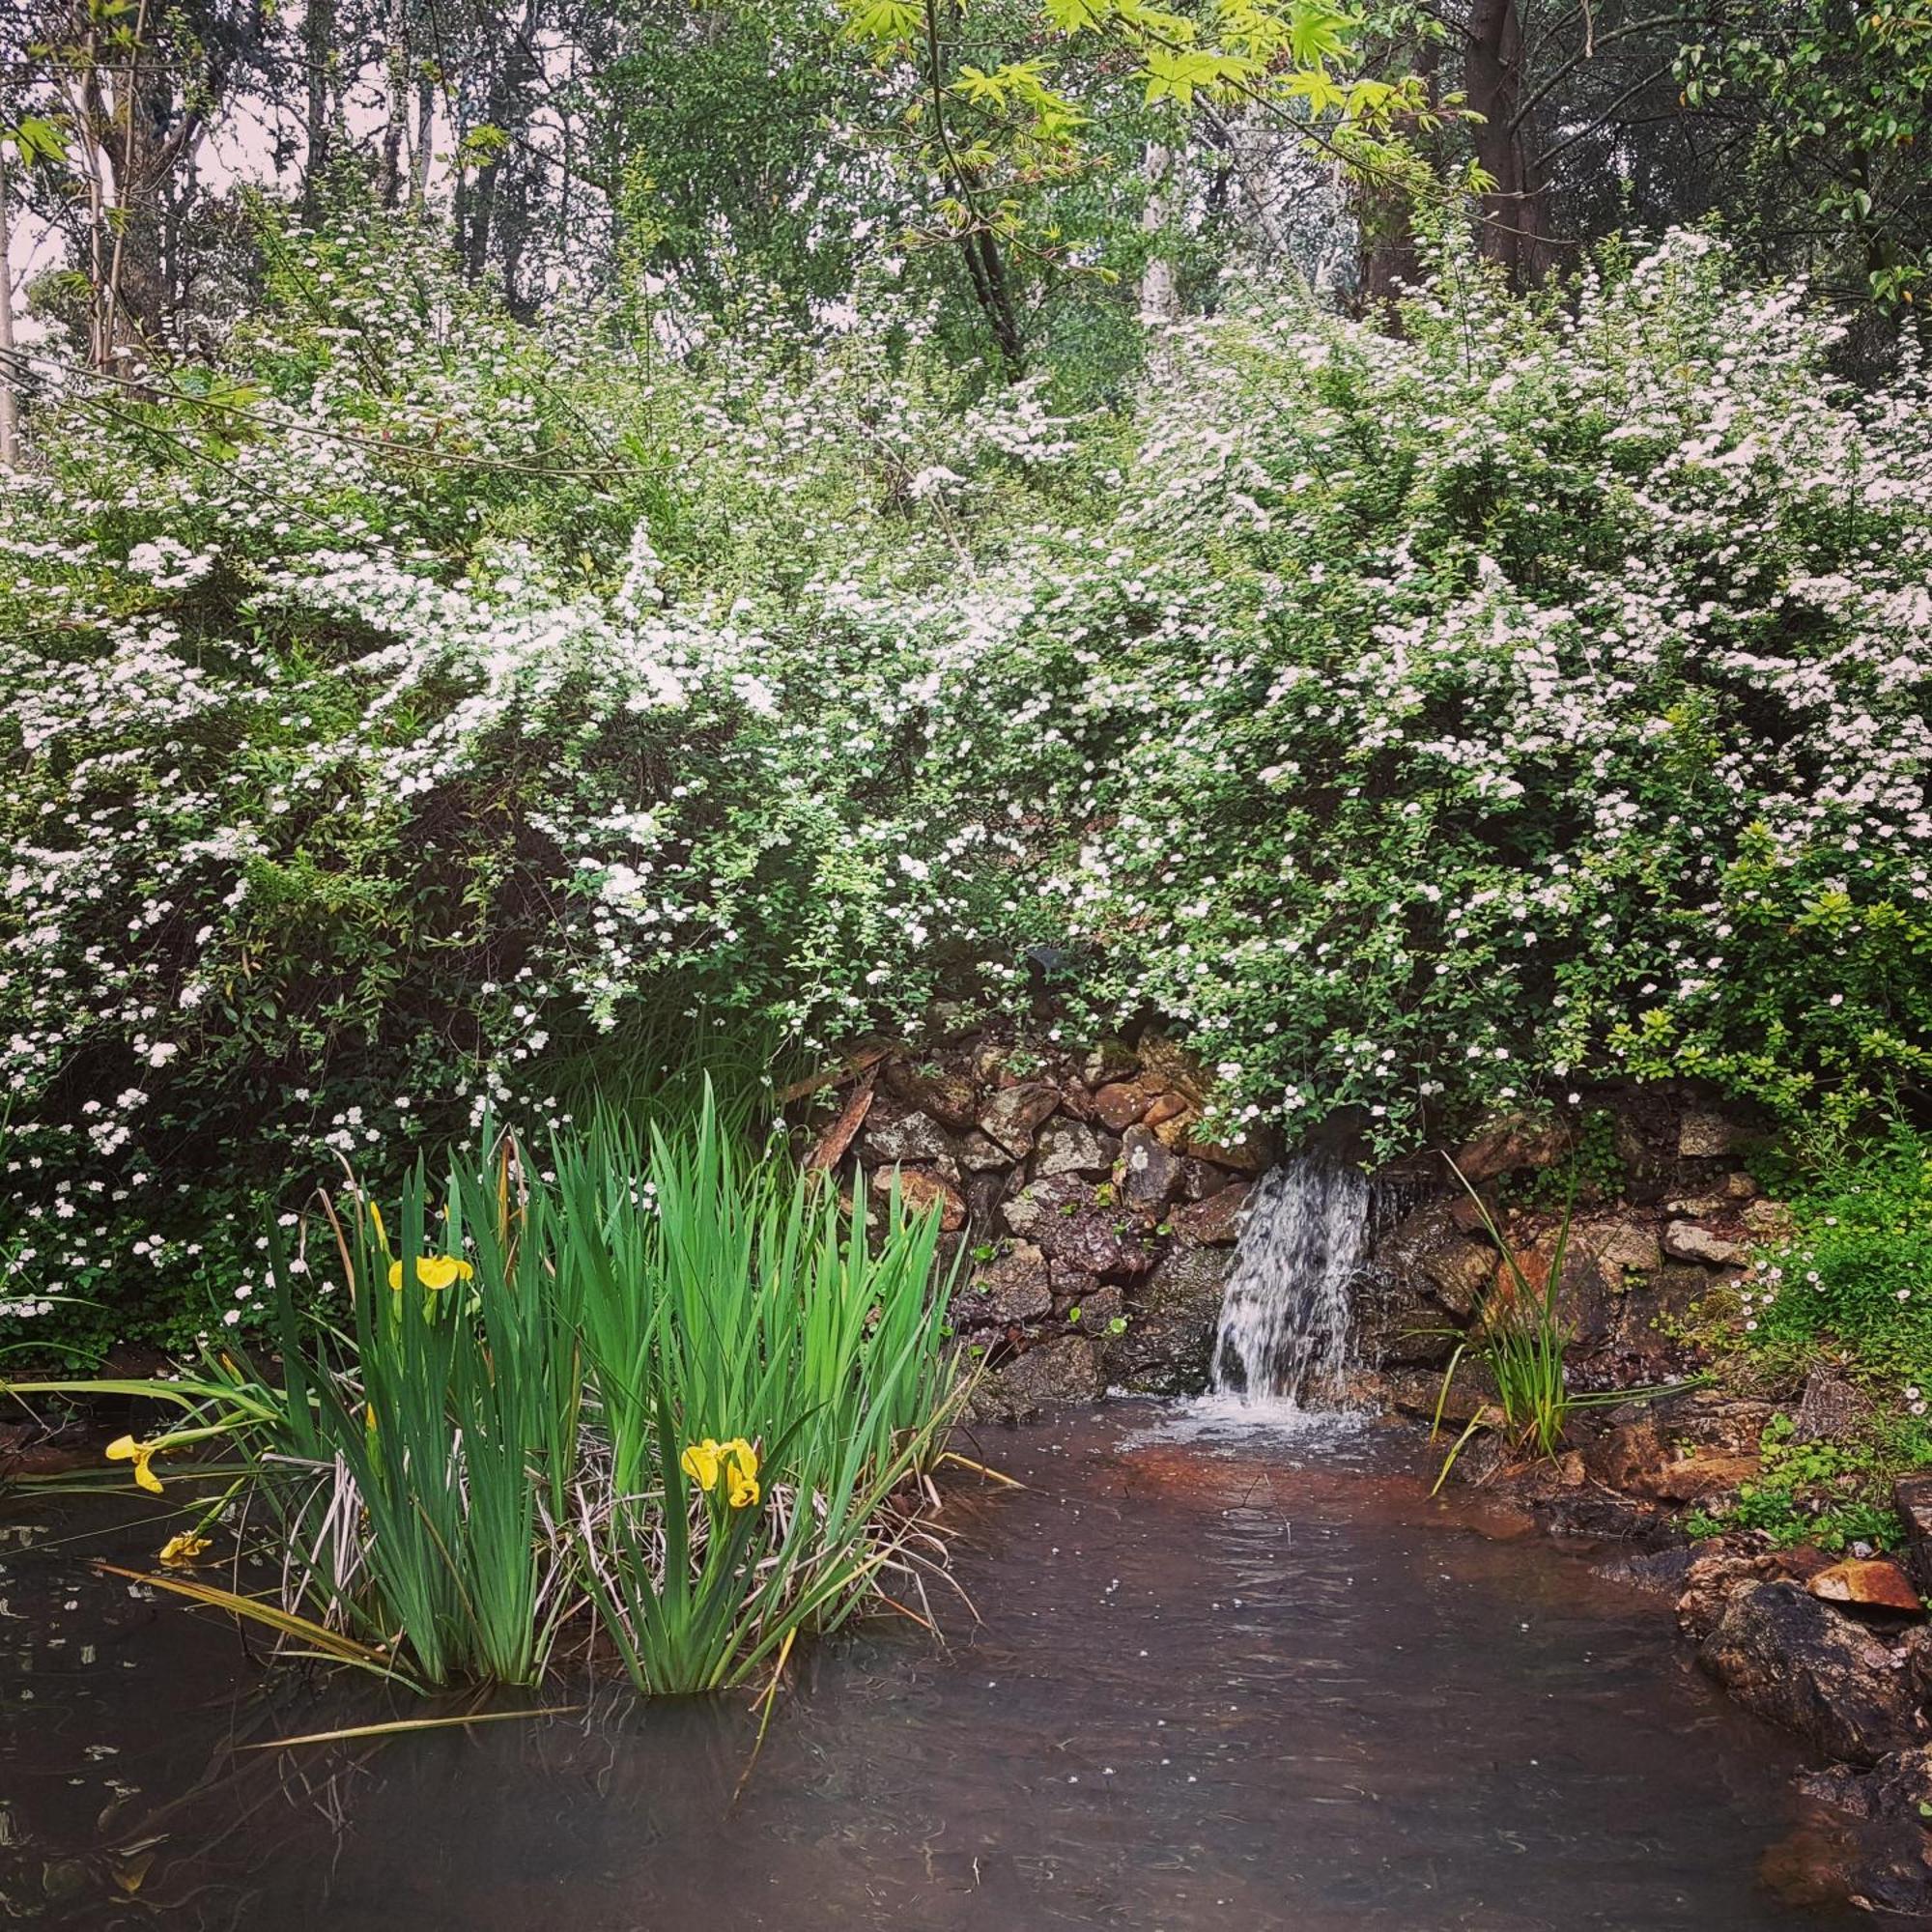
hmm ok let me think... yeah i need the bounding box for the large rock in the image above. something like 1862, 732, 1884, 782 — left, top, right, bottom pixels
1093, 1080, 1151, 1132
1001, 1173, 1158, 1277
1698, 1580, 1924, 1765
1677, 1548, 1769, 1640
1170, 1181, 1250, 1247
1663, 1220, 1747, 1267
963, 1169, 1013, 1229
1134, 1034, 1210, 1104
880, 1061, 980, 1132
1079, 1040, 1139, 1090
1679, 1109, 1744, 1158
1115, 1247, 1231, 1395
1177, 1158, 1233, 1203
1374, 1360, 1498, 1430
1743, 1196, 1797, 1238
978, 1083, 1061, 1158
1897, 1475, 1932, 1597
1810, 1559, 1923, 1615
893, 1167, 966, 1233
1589, 1217, 1663, 1284
1174, 1122, 1273, 1175
957, 1130, 1012, 1173
1589, 1389, 1772, 1500
1375, 1199, 1492, 1321
1063, 1278, 1123, 1343
861, 1104, 957, 1172
1033, 1119, 1118, 1179
976, 1335, 1104, 1417
1117, 1123, 1183, 1215
1453, 1114, 1570, 1181
1801, 1747, 1932, 1919
957, 1242, 1053, 1326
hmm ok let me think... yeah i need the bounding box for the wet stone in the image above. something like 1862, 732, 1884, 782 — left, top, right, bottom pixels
861, 1105, 957, 1173
1001, 1173, 1158, 1277
1896, 1474, 1932, 1596
1117, 1123, 1182, 1214
1809, 1559, 1924, 1615
959, 1242, 1053, 1326
978, 1083, 1061, 1158
1033, 1119, 1118, 1179
957, 1130, 1012, 1173
1698, 1579, 1924, 1765
1453, 1114, 1571, 1180
1169, 1181, 1250, 1248
894, 1168, 966, 1233
1115, 1247, 1232, 1396
1093, 1080, 1151, 1132
1420, 1236, 1495, 1319
976, 1335, 1104, 1418
880, 1062, 980, 1132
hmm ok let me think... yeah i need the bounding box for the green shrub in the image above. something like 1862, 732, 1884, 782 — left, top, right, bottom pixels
1744, 1120, 1932, 1399
1686, 1414, 1917, 1553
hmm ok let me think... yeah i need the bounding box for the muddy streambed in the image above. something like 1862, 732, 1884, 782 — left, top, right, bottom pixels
0, 1404, 1858, 1928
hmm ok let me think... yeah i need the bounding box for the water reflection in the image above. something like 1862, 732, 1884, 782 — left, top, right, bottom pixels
0, 1407, 1857, 1928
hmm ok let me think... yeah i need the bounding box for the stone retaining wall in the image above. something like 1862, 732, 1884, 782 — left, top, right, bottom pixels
799, 1030, 1780, 1420
798, 1033, 1267, 1414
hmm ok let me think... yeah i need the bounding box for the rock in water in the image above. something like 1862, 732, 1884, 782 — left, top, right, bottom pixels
1698, 1580, 1924, 1765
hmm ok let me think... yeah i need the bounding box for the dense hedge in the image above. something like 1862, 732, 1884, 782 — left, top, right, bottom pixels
3, 218, 1929, 1350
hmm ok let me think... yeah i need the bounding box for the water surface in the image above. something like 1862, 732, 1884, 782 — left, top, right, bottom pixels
0, 1406, 1852, 1928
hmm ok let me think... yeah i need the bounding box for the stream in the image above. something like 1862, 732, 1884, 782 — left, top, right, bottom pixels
0, 1404, 1856, 1929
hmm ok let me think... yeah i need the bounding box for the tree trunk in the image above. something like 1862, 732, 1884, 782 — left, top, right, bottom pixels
1138, 141, 1182, 335
0, 139, 19, 469
1464, 0, 1550, 282
303, 0, 335, 208
1355, 38, 1437, 308
960, 226, 1025, 375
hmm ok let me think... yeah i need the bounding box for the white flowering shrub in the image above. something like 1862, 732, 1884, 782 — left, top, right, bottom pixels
0, 216, 1086, 1350
914, 232, 1932, 1147
3, 216, 1929, 1351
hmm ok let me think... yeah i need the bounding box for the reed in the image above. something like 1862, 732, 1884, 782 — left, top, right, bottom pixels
16, 1089, 966, 1696
1430, 1167, 1580, 1492
1429, 1162, 1676, 1492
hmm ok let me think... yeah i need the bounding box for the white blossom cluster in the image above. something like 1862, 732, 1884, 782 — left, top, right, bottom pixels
1, 217, 1927, 1350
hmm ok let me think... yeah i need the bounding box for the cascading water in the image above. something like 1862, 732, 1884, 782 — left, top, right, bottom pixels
1208, 1157, 1374, 1407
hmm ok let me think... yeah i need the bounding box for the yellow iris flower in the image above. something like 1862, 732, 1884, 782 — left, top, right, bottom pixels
680, 1437, 723, 1491
105, 1435, 163, 1494
680, 1435, 761, 1510
386, 1254, 475, 1292
157, 1532, 211, 1567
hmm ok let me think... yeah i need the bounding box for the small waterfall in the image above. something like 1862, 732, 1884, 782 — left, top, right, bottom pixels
1209, 1157, 1374, 1407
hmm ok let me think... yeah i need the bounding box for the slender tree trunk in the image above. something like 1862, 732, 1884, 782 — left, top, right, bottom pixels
303, 0, 335, 209
0, 138, 19, 469
379, 0, 408, 206
1138, 141, 1182, 337
1465, 0, 1550, 282
412, 66, 436, 206
963, 227, 1024, 374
